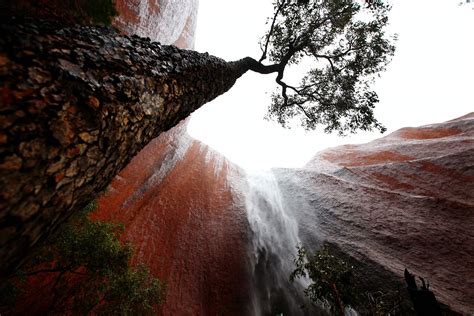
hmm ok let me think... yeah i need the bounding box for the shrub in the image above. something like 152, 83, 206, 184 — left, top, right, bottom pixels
0, 200, 164, 315
291, 245, 355, 315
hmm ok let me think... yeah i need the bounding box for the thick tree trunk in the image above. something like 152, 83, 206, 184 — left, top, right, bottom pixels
0, 18, 251, 276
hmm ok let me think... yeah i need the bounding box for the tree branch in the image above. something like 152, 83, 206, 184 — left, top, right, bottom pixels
317, 54, 337, 74
259, 0, 286, 63
315, 45, 356, 61
48, 270, 67, 313
19, 266, 90, 277
238, 57, 282, 74
20, 267, 69, 276
275, 69, 290, 107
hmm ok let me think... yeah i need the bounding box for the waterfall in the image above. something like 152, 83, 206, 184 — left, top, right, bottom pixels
244, 169, 300, 267
240, 169, 311, 315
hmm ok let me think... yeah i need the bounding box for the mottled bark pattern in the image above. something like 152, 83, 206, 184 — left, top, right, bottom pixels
0, 19, 247, 276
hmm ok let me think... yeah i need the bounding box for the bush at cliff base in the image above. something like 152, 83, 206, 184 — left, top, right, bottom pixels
0, 200, 164, 315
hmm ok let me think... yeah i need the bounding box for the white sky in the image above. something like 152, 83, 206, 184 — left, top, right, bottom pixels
188, 0, 474, 170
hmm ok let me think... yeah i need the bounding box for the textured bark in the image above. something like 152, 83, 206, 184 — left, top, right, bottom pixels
0, 18, 250, 276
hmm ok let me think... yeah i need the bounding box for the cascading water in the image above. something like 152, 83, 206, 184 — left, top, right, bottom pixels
239, 169, 312, 315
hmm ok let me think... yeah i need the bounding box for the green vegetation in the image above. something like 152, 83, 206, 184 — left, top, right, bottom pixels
291, 245, 409, 315
291, 245, 356, 315
0, 201, 164, 315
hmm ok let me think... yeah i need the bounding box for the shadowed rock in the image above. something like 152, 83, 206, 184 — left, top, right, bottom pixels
405, 268, 441, 316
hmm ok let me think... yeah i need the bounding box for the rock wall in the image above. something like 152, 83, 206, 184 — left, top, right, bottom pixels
93, 121, 253, 315
114, 0, 199, 49
277, 113, 474, 314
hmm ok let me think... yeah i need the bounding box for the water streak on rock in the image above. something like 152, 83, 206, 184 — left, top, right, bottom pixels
282, 113, 474, 314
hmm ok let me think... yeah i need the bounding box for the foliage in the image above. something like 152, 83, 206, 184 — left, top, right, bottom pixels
0, 201, 164, 315
291, 245, 411, 315
291, 245, 355, 315
257, 0, 396, 134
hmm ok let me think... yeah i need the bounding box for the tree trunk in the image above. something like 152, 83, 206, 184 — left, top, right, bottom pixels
0, 18, 251, 276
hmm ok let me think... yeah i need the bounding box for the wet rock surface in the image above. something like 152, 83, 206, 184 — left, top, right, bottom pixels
276, 113, 474, 314
91, 114, 473, 315
0, 18, 243, 276
92, 121, 253, 315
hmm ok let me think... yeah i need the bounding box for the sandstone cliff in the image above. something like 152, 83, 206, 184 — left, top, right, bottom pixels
114, 0, 199, 49
92, 114, 474, 315
93, 121, 253, 315
276, 113, 474, 314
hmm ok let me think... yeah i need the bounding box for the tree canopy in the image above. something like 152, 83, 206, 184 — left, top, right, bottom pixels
250, 0, 396, 134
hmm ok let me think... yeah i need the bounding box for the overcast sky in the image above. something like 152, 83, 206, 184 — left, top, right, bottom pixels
188, 0, 473, 170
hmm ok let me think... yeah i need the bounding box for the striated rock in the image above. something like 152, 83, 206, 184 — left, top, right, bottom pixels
91, 5, 257, 313
114, 0, 199, 49
93, 121, 253, 315
91, 114, 474, 314
8, 121, 254, 316
276, 113, 474, 314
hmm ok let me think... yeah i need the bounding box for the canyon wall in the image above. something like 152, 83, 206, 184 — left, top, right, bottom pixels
275, 113, 474, 314
102, 2, 258, 314
114, 0, 199, 49
93, 121, 254, 315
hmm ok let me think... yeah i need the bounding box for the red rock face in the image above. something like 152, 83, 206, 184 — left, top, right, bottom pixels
289, 113, 474, 314
98, 3, 254, 314
107, 4, 254, 310
114, 0, 198, 49
93, 121, 252, 315
9, 123, 252, 316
